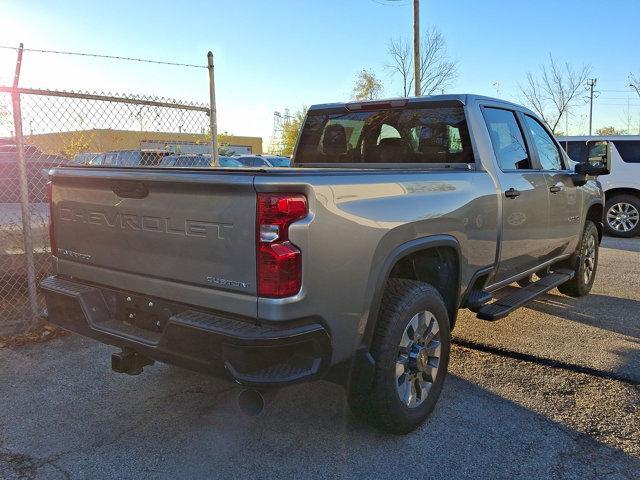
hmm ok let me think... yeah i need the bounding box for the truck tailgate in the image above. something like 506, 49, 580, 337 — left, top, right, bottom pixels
50, 169, 257, 303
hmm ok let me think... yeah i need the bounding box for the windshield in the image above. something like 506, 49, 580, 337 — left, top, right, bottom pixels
295, 105, 474, 165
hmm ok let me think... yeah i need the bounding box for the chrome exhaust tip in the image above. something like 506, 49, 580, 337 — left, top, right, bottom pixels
237, 388, 278, 416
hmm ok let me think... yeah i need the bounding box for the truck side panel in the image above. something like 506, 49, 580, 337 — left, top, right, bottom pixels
255, 170, 498, 364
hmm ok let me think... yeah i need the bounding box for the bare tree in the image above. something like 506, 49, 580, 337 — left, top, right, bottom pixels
387, 37, 413, 97
387, 28, 458, 97
630, 73, 640, 98
519, 54, 590, 134
352, 69, 384, 101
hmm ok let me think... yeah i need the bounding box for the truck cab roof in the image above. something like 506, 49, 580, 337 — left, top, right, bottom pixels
308, 94, 529, 113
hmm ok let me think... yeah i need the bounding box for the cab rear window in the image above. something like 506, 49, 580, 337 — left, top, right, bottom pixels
295, 105, 474, 165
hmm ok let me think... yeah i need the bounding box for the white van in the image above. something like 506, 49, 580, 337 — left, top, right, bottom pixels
558, 136, 640, 237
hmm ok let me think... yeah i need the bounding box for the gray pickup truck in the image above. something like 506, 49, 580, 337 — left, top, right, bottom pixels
41, 95, 608, 433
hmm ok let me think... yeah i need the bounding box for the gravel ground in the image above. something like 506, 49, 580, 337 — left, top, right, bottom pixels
0, 236, 638, 479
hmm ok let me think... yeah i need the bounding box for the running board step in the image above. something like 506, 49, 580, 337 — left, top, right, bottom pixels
476, 269, 574, 321
466, 290, 493, 312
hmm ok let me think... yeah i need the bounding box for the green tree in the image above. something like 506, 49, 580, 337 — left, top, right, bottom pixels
352, 69, 383, 101
198, 130, 235, 155
281, 107, 307, 156
61, 131, 96, 159
595, 126, 620, 135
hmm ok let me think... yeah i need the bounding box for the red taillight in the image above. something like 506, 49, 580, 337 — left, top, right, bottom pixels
46, 181, 56, 256
256, 193, 308, 298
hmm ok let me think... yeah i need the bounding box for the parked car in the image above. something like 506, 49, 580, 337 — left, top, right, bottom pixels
559, 135, 640, 237
88, 153, 105, 166
71, 152, 100, 165
102, 149, 171, 167
262, 155, 291, 167
159, 154, 211, 168
218, 156, 244, 168
159, 154, 244, 168
234, 155, 273, 167
42, 94, 607, 434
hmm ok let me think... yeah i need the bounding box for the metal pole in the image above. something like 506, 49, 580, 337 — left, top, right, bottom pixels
413, 0, 420, 97
587, 78, 596, 136
11, 43, 39, 326
207, 51, 219, 166
565, 105, 569, 151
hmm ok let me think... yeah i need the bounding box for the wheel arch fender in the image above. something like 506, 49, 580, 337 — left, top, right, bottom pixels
584, 199, 604, 241
360, 234, 464, 349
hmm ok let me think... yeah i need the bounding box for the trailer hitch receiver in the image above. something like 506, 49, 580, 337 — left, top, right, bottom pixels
111, 347, 154, 375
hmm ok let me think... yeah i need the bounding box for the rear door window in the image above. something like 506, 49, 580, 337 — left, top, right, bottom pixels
523, 115, 565, 170
482, 108, 531, 170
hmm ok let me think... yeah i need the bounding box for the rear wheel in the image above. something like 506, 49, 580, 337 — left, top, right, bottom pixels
349, 279, 451, 434
558, 220, 599, 297
605, 194, 640, 237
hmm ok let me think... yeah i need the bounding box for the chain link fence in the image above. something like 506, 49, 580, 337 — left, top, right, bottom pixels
0, 85, 211, 335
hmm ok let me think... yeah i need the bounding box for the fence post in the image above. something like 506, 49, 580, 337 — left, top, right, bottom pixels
11, 43, 40, 328
207, 51, 219, 166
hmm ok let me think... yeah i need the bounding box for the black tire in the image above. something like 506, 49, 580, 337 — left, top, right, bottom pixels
558, 220, 599, 297
604, 194, 640, 238
348, 279, 451, 434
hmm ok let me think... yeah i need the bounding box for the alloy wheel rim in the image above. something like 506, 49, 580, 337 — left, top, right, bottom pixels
607, 202, 639, 232
395, 311, 441, 409
583, 234, 596, 284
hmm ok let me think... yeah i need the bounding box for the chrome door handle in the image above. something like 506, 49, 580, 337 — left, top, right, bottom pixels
549, 185, 562, 194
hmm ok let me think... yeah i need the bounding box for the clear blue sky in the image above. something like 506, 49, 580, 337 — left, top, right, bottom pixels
1, 0, 639, 142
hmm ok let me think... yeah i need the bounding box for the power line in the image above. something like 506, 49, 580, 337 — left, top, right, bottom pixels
599, 103, 640, 107
0, 44, 206, 69
370, 0, 410, 6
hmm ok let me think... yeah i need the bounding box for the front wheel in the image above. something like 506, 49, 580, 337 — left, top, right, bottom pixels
558, 220, 599, 297
349, 279, 451, 434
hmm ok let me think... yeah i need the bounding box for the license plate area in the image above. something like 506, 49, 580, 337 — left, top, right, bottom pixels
107, 291, 175, 334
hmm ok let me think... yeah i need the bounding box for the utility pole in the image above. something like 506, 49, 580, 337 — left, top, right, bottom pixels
587, 78, 597, 135
207, 51, 219, 166
413, 0, 420, 96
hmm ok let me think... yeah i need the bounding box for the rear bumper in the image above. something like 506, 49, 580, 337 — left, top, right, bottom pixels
40, 276, 331, 387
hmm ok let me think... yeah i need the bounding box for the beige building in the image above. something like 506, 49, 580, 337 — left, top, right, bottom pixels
24, 129, 262, 156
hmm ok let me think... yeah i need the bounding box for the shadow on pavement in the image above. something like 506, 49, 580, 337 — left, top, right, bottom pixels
0, 337, 639, 479
527, 291, 640, 340
601, 236, 640, 253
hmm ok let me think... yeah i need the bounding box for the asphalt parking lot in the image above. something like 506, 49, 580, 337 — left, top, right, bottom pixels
0, 237, 638, 479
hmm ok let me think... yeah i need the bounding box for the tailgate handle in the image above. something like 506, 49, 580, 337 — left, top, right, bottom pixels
111, 181, 149, 199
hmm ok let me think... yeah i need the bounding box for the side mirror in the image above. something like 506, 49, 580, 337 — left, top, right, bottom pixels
584, 140, 611, 175
575, 162, 609, 176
